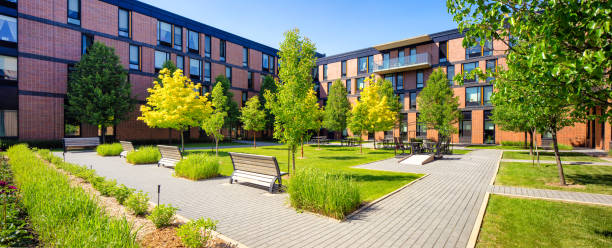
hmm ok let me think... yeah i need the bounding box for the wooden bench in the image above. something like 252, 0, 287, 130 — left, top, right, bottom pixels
63, 137, 100, 160
157, 145, 182, 168
228, 152, 288, 193
119, 141, 134, 158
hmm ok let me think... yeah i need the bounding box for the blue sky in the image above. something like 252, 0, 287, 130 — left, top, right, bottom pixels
139, 0, 458, 56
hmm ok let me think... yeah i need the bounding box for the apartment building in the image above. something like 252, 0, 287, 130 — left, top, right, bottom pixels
315, 29, 611, 149
0, 0, 279, 142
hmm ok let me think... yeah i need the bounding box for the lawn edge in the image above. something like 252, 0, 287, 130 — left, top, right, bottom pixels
343, 173, 430, 222
466, 192, 491, 248
490, 192, 612, 207
489, 151, 503, 185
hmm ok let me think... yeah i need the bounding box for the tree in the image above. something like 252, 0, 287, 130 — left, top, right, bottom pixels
213, 75, 239, 140
348, 99, 368, 154
259, 75, 278, 136
264, 28, 319, 174
416, 68, 461, 156
139, 68, 212, 153
239, 95, 266, 148
359, 75, 399, 149
156, 60, 179, 145
202, 83, 227, 156
66, 41, 134, 143
323, 80, 351, 139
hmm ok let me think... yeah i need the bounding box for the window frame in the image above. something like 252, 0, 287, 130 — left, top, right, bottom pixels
118, 8, 130, 38
0, 14, 17, 48
81, 33, 93, 55
225, 66, 232, 86
447, 65, 455, 85
358, 57, 367, 74
189, 58, 201, 81
204, 61, 211, 83
345, 79, 351, 94
0, 55, 17, 81
397, 74, 403, 90
248, 72, 253, 89
410, 92, 417, 110
465, 86, 481, 106
204, 35, 211, 58
462, 61, 479, 83
486, 59, 497, 83
173, 25, 182, 50
243, 47, 249, 68
439, 41, 448, 63
416, 70, 424, 88
188, 29, 199, 54
67, 0, 81, 26
154, 50, 170, 72
176, 55, 184, 72
157, 21, 172, 47
129, 45, 140, 70
219, 39, 226, 62
323, 64, 328, 80
341, 60, 347, 77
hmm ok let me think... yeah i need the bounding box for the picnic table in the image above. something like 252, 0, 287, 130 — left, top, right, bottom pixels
341, 137, 360, 147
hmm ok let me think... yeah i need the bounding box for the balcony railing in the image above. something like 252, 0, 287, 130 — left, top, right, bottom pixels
372, 53, 432, 73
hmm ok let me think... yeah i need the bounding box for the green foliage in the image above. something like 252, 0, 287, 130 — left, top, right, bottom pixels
125, 190, 149, 216
126, 146, 161, 164
288, 168, 361, 219
174, 154, 220, 180
0, 160, 37, 247
500, 141, 527, 147
112, 184, 134, 205
176, 218, 218, 248
213, 75, 240, 131
96, 143, 123, 156
417, 68, 461, 139
240, 95, 266, 133
202, 82, 227, 156
147, 204, 178, 228
66, 42, 134, 143
259, 75, 278, 130
557, 144, 573, 151
323, 80, 351, 134
92, 177, 117, 196
6, 145, 137, 247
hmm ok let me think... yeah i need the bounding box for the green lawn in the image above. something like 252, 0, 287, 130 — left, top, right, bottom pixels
452, 149, 473, 155
477, 195, 612, 248
468, 145, 573, 150
503, 151, 608, 162
183, 141, 249, 148
185, 144, 424, 202
495, 162, 612, 195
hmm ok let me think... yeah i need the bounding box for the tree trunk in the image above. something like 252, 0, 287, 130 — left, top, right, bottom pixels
528, 130, 534, 156
360, 137, 363, 154
101, 125, 106, 144
301, 140, 304, 159
533, 128, 540, 166
253, 131, 256, 148
524, 131, 527, 148
373, 134, 376, 150
292, 145, 296, 173
180, 131, 184, 154
435, 133, 442, 157
552, 131, 567, 186
215, 135, 219, 157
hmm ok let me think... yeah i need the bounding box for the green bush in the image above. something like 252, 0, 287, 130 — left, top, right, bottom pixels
91, 176, 117, 196
557, 143, 573, 150
126, 146, 161, 164
112, 184, 134, 205
6, 145, 137, 247
125, 190, 149, 216
176, 218, 218, 248
501, 141, 527, 147
288, 168, 361, 219
147, 204, 178, 228
96, 143, 123, 156
174, 154, 219, 180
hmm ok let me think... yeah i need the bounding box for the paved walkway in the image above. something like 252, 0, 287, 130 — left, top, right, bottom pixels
489, 185, 612, 206
501, 159, 612, 166
60, 149, 502, 248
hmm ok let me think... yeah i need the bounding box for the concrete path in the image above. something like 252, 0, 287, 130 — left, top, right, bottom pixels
60, 149, 502, 248
501, 159, 612, 166
490, 185, 612, 206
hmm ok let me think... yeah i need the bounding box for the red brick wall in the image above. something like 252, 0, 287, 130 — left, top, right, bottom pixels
82, 0, 117, 36
18, 95, 64, 140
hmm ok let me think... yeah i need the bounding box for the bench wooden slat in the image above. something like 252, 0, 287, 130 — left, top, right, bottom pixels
229, 152, 284, 193
157, 145, 182, 168
119, 141, 134, 158
63, 138, 101, 159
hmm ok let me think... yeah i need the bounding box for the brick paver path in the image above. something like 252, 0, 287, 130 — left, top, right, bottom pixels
61, 149, 502, 248
501, 159, 612, 166
489, 185, 612, 206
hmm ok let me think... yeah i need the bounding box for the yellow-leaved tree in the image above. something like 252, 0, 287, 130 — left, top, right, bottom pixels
139, 68, 213, 153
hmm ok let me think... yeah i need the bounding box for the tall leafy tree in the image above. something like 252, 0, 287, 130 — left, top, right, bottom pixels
156, 60, 178, 144
323, 80, 351, 139
359, 75, 399, 149
213, 75, 239, 140
239, 95, 266, 148
348, 100, 368, 154
416, 68, 461, 156
259, 75, 278, 136
139, 68, 212, 153
202, 83, 227, 156
265, 28, 319, 174
66, 41, 134, 143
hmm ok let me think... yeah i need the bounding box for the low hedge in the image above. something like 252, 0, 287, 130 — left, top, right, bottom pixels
288, 168, 360, 219
97, 143, 123, 156
7, 144, 137, 247
174, 154, 219, 180
126, 146, 161, 164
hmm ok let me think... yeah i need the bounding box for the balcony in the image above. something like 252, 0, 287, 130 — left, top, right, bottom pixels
372, 53, 432, 74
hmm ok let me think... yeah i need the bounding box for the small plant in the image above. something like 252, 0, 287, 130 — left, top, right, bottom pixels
92, 177, 117, 197
96, 143, 123, 156
176, 218, 218, 248
147, 204, 178, 228
174, 154, 220, 180
112, 184, 134, 205
126, 146, 161, 164
557, 143, 573, 150
125, 190, 149, 216
500, 141, 527, 147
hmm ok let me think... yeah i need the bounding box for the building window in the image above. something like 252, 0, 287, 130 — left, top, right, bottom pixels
204, 62, 211, 83
67, 0, 80, 25
409, 48, 417, 63
416, 113, 427, 138
439, 41, 447, 63
368, 55, 374, 73
219, 40, 226, 61
0, 15, 16, 47
118, 9, 130, 37
486, 59, 496, 83
346, 79, 351, 94
483, 85, 493, 106
242, 91, 248, 107
323, 64, 328, 80
397, 74, 403, 90
248, 72, 253, 89
189, 58, 201, 80
157, 21, 172, 47
0, 55, 16, 81
0, 0, 17, 8
0, 110, 17, 137
447, 65, 455, 85
460, 111, 472, 142
462, 61, 479, 83
398, 50, 405, 65
262, 54, 271, 72
129, 45, 140, 70
226, 66, 232, 85
416, 70, 424, 88
398, 93, 404, 108
269, 56, 275, 73
204, 35, 211, 58
341, 60, 347, 77
81, 34, 93, 55
327, 82, 332, 94
188, 30, 199, 54
410, 92, 417, 109
358, 57, 367, 74
314, 84, 320, 97
243, 47, 249, 67
176, 55, 184, 71
173, 26, 182, 50
465, 86, 481, 106
465, 38, 492, 59
383, 53, 390, 69
154, 50, 170, 73
484, 110, 495, 144
356, 77, 365, 93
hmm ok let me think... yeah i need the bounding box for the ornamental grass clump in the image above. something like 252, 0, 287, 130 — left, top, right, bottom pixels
288, 168, 361, 219
147, 204, 178, 228
174, 153, 219, 180
126, 146, 161, 164
6, 145, 137, 247
96, 143, 123, 156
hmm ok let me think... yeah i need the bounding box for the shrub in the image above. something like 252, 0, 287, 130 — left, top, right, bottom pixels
126, 146, 161, 164
91, 177, 117, 196
288, 168, 361, 219
96, 143, 123, 156
112, 184, 134, 205
174, 154, 219, 180
147, 204, 178, 228
125, 190, 149, 216
176, 218, 218, 248
6, 145, 137, 247
501, 141, 527, 147
557, 143, 573, 150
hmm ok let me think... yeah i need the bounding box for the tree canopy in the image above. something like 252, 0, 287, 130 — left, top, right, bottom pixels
239, 95, 266, 148
259, 75, 277, 133
213, 75, 239, 138
202, 82, 227, 156
323, 80, 351, 137
351, 75, 398, 148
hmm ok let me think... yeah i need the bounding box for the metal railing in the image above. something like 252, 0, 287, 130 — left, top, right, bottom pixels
373, 53, 432, 72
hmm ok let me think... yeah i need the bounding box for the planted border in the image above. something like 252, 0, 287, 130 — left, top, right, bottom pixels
174, 154, 220, 180
126, 146, 161, 164
97, 143, 123, 156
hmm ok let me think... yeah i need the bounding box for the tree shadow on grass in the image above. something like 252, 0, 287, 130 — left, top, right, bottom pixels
347, 173, 421, 183
566, 173, 612, 188
594, 229, 612, 238
319, 156, 360, 161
